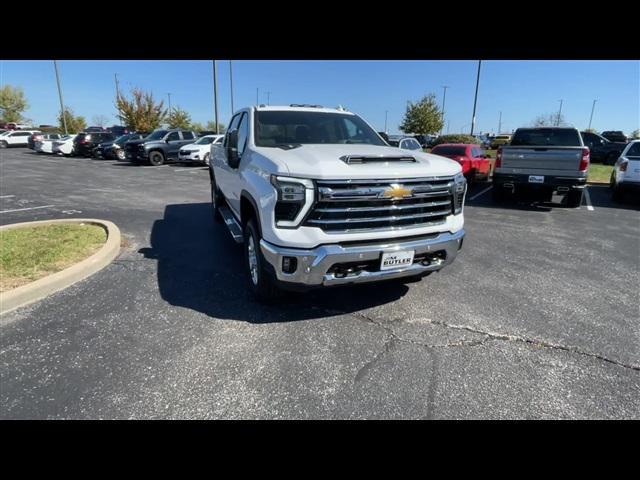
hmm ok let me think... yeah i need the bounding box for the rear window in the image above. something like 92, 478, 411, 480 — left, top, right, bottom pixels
626, 143, 640, 157
510, 128, 581, 147
432, 146, 467, 156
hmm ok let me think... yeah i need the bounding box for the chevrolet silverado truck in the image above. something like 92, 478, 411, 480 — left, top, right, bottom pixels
209, 105, 466, 300
492, 127, 589, 207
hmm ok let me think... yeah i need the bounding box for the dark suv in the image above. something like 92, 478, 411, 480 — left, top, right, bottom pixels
601, 131, 628, 143
580, 131, 627, 164
73, 131, 116, 157
124, 129, 197, 165
94, 133, 147, 160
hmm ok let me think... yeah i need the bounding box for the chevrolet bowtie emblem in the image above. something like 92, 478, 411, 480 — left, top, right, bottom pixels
381, 184, 413, 200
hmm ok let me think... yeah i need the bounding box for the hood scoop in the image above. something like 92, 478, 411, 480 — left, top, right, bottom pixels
340, 155, 417, 165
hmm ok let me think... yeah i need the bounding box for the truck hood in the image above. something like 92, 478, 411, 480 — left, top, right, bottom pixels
255, 144, 461, 179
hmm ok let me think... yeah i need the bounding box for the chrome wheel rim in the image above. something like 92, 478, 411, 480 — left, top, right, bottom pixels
247, 235, 259, 285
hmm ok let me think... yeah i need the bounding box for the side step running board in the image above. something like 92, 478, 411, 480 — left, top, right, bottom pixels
219, 206, 243, 243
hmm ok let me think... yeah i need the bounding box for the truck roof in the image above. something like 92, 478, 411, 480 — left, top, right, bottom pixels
253, 105, 354, 115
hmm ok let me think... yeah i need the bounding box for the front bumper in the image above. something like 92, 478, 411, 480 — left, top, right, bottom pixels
178, 152, 200, 162
260, 229, 464, 287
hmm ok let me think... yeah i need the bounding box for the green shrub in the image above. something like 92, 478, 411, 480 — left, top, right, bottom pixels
432, 134, 479, 146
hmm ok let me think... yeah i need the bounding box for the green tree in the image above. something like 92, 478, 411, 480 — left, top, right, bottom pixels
206, 121, 226, 133
167, 107, 192, 129
399, 94, 444, 135
190, 121, 205, 132
58, 108, 86, 133
630, 129, 640, 139
0, 85, 29, 123
584, 128, 598, 133
115, 88, 167, 132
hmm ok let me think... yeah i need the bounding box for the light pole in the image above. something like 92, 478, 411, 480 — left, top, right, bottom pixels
588, 99, 597, 130
384, 110, 388, 133
265, 91, 271, 105
229, 60, 234, 114
53, 60, 68, 135
440, 85, 449, 136
470, 60, 482, 136
556, 99, 563, 126
213, 60, 219, 134
498, 111, 502, 133
114, 73, 122, 125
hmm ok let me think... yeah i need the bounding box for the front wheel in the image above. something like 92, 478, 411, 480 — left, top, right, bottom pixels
148, 151, 165, 166
243, 219, 281, 302
0, 141, 7, 148
116, 149, 126, 161
566, 190, 584, 208
203, 153, 210, 165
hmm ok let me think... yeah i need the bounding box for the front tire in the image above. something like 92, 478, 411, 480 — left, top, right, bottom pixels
210, 174, 223, 223
243, 219, 281, 302
0, 141, 7, 148
148, 151, 165, 166
116, 149, 126, 161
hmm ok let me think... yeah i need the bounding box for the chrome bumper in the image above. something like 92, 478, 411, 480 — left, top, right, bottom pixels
260, 230, 464, 287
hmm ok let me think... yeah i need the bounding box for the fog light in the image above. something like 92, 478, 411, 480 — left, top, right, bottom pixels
282, 256, 298, 274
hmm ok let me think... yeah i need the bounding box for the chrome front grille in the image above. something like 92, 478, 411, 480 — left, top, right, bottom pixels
305, 177, 454, 233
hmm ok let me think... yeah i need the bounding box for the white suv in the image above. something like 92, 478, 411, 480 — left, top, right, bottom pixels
210, 105, 466, 300
0, 130, 41, 148
610, 140, 640, 202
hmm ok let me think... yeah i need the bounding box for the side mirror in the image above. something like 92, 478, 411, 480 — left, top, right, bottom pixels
226, 129, 240, 168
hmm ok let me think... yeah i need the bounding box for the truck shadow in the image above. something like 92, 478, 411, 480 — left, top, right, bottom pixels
139, 202, 409, 323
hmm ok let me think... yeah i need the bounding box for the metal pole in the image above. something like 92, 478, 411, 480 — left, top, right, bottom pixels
53, 60, 68, 135
440, 85, 449, 136
384, 110, 388, 133
556, 99, 563, 126
498, 111, 502, 133
265, 91, 271, 105
470, 60, 482, 136
213, 61, 219, 134
229, 60, 234, 114
114, 73, 121, 126
588, 99, 597, 130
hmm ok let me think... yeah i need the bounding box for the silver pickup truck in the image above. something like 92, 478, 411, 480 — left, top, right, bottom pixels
492, 127, 590, 207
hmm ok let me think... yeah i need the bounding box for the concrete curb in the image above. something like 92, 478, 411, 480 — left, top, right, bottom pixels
0, 219, 121, 316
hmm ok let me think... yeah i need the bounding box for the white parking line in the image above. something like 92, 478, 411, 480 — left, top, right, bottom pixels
469, 185, 493, 201
139, 165, 170, 169
0, 205, 55, 214
583, 188, 594, 211
174, 167, 208, 173
0, 195, 15, 199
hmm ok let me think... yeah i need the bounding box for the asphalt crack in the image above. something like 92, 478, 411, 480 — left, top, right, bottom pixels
321, 308, 640, 374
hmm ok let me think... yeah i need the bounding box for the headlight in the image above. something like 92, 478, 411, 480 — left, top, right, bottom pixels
270, 175, 314, 228
452, 172, 467, 215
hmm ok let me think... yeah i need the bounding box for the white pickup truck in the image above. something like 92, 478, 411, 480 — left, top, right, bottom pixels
209, 105, 466, 300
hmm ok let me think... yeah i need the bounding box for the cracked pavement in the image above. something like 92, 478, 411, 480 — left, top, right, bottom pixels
1, 149, 639, 419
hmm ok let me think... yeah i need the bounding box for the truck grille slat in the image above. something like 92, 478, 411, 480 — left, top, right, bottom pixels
306, 177, 455, 233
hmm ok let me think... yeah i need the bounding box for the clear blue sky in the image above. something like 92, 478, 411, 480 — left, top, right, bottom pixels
1, 60, 638, 135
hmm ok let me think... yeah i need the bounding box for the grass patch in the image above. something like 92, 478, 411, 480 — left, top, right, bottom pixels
0, 223, 107, 292
588, 164, 613, 184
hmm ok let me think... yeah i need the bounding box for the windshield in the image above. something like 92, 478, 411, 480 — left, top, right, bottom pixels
511, 128, 581, 147
114, 135, 132, 144
195, 136, 215, 145
255, 111, 386, 147
432, 146, 467, 156
146, 130, 167, 141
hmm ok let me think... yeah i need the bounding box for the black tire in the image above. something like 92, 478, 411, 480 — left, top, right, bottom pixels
116, 149, 126, 161
0, 141, 7, 148
203, 152, 210, 165
492, 185, 505, 202
243, 219, 281, 302
210, 173, 223, 223
566, 189, 583, 208
148, 151, 165, 166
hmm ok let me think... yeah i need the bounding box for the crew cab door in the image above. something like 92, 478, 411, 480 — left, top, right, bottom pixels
215, 112, 248, 217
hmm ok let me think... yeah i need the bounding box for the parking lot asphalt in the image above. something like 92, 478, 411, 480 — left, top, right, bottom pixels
1, 148, 639, 419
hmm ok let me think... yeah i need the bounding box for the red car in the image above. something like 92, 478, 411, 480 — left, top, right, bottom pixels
430, 143, 491, 182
